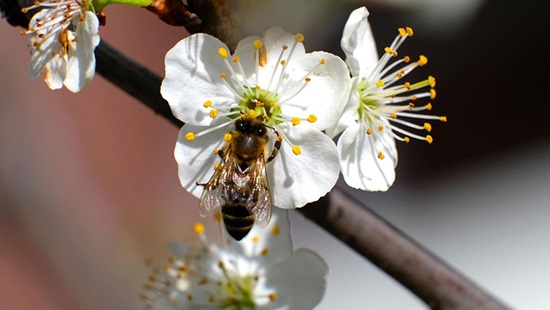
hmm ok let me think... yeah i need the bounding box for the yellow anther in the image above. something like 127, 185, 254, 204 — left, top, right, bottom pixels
218, 48, 228, 59
376, 80, 385, 87
384, 47, 393, 54
404, 56, 410, 63
277, 135, 283, 142
423, 122, 432, 132
203, 100, 213, 108
209, 296, 215, 303
408, 103, 415, 109
248, 109, 257, 118
185, 132, 195, 141
269, 293, 277, 301
291, 117, 301, 126
411, 95, 418, 101
430, 89, 437, 99
406, 27, 414, 36
398, 28, 407, 37
390, 113, 397, 119
224, 133, 232, 142
403, 137, 410, 143
366, 128, 373, 135
261, 248, 269, 256
193, 223, 205, 234
425, 103, 433, 110
292, 146, 302, 155
188, 294, 193, 301
214, 163, 221, 170
305, 77, 311, 83
418, 55, 428, 66
425, 135, 433, 144
404, 82, 411, 90
255, 85, 261, 90
378, 125, 384, 131
378, 152, 385, 160
214, 212, 221, 222
295, 33, 304, 42
307, 114, 317, 123
271, 225, 280, 235
280, 60, 286, 65
218, 261, 225, 269
209, 109, 218, 118
254, 39, 263, 50
282, 45, 288, 50
270, 102, 276, 107
252, 236, 259, 243
440, 116, 448, 122
319, 59, 326, 65
428, 76, 436, 88
21, 7, 29, 13
213, 149, 219, 155
220, 73, 226, 79
233, 56, 240, 63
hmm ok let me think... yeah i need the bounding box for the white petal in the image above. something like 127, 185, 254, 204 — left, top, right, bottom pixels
261, 249, 328, 310
230, 208, 293, 265
338, 122, 397, 191
44, 56, 66, 90
326, 77, 360, 138
174, 123, 230, 199
341, 6, 379, 77
269, 124, 339, 209
161, 34, 235, 126
280, 51, 350, 131
64, 12, 100, 92
28, 10, 62, 79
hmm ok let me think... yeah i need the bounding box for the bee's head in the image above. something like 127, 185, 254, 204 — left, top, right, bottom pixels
235, 118, 267, 137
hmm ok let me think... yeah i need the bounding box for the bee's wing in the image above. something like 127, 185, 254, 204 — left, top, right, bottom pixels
249, 156, 273, 228
198, 147, 234, 217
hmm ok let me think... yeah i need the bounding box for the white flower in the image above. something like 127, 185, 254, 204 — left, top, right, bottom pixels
140, 208, 328, 310
23, 0, 100, 92
328, 6, 447, 191
162, 26, 349, 209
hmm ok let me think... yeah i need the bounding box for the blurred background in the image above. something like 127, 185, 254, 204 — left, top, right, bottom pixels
1, 0, 549, 309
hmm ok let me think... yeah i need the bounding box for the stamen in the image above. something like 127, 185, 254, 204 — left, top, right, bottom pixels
224, 133, 232, 142
185, 132, 195, 141
292, 146, 302, 155
291, 117, 300, 126
307, 114, 317, 123
378, 152, 385, 160
271, 226, 280, 235
193, 223, 205, 234
203, 100, 213, 108
209, 109, 218, 118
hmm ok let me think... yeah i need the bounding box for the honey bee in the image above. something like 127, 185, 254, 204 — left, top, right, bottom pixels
197, 116, 281, 241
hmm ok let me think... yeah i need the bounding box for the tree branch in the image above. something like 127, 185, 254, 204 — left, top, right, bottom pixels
95, 40, 512, 310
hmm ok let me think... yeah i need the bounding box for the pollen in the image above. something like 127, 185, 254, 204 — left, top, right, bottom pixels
307, 114, 317, 123
425, 103, 433, 110
376, 80, 385, 87
209, 109, 218, 118
280, 60, 286, 65
261, 248, 269, 256
292, 146, 302, 155
254, 39, 263, 50
319, 59, 326, 65
269, 293, 277, 301
384, 47, 393, 54
282, 45, 288, 50
305, 77, 311, 83
390, 113, 397, 119
218, 47, 228, 58
398, 28, 407, 37
378, 152, 385, 160
429, 76, 436, 88
406, 27, 414, 36
220, 73, 226, 79
418, 55, 428, 66
295, 33, 305, 42
423, 123, 432, 132
203, 100, 213, 108
248, 109, 257, 118
404, 56, 410, 63
252, 236, 259, 243
233, 56, 240, 62
378, 125, 384, 131
409, 103, 415, 109
440, 116, 448, 122
271, 226, 280, 235
404, 137, 410, 143
430, 89, 437, 99
224, 133, 232, 142
426, 135, 433, 144
193, 223, 205, 234
291, 117, 301, 126
185, 132, 195, 141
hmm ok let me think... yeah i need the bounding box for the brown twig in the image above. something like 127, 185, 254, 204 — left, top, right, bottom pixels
94, 40, 512, 310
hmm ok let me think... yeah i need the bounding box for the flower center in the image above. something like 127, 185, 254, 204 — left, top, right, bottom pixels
235, 87, 282, 127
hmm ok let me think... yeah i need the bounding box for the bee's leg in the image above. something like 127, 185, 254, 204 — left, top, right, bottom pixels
267, 129, 282, 163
